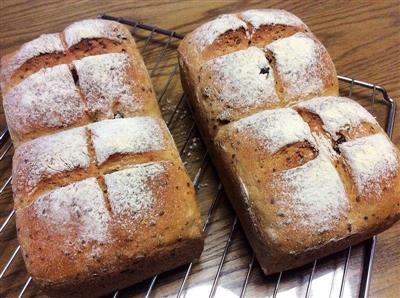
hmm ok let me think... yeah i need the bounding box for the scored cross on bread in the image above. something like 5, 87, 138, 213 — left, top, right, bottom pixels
1, 19, 203, 297
1, 20, 159, 147
17, 158, 201, 296
12, 117, 178, 208
178, 9, 400, 274
179, 10, 337, 142
214, 97, 399, 273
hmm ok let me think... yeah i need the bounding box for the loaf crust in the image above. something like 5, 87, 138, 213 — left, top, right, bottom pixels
178, 9, 337, 141
1, 20, 160, 147
214, 99, 400, 273
1, 19, 203, 296
178, 9, 399, 275
17, 161, 202, 297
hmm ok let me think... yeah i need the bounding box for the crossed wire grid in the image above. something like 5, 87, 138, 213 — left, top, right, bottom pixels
0, 14, 396, 297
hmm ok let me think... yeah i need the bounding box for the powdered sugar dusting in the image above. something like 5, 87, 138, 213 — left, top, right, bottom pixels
192, 14, 247, 51
240, 9, 306, 29
233, 108, 314, 153
3, 64, 85, 134
33, 178, 109, 242
339, 133, 399, 195
275, 154, 348, 233
104, 162, 165, 217
1, 33, 65, 81
200, 47, 279, 120
89, 117, 166, 165
13, 127, 90, 193
297, 96, 378, 140
73, 53, 140, 118
64, 19, 126, 48
266, 32, 325, 100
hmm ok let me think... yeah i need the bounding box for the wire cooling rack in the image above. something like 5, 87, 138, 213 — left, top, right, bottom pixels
0, 14, 397, 298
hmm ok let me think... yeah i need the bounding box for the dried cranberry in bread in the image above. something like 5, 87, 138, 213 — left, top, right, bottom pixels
178, 9, 399, 274
1, 19, 203, 297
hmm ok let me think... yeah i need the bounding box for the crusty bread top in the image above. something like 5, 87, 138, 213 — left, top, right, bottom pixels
339, 133, 399, 196
178, 9, 338, 138
188, 9, 309, 55
272, 153, 349, 234
240, 9, 307, 30
73, 52, 149, 119
104, 162, 166, 216
29, 161, 169, 244
1, 19, 160, 146
3, 64, 86, 135
219, 96, 399, 199
198, 47, 279, 122
297, 96, 378, 140
0, 33, 66, 85
90, 117, 167, 165
215, 96, 399, 252
12, 117, 177, 209
229, 107, 314, 154
0, 19, 129, 86
3, 51, 158, 144
63, 19, 128, 49
295, 97, 399, 200
190, 14, 248, 52
17, 160, 200, 283
12, 126, 90, 196
31, 177, 109, 243
265, 32, 336, 101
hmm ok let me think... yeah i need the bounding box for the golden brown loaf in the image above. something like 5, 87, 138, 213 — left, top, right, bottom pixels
1, 19, 203, 297
178, 9, 400, 274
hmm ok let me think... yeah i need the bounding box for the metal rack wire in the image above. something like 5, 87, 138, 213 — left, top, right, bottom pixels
0, 14, 397, 298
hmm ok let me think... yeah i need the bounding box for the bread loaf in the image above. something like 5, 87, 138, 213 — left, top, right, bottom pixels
1, 19, 203, 297
178, 9, 400, 274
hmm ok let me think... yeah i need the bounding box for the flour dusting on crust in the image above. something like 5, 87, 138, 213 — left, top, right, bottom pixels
73, 53, 140, 118
200, 47, 279, 120
266, 32, 327, 100
33, 178, 109, 242
104, 162, 165, 217
297, 96, 378, 140
275, 154, 348, 233
64, 19, 126, 48
1, 33, 65, 81
192, 14, 247, 51
311, 132, 338, 160
13, 127, 90, 193
233, 108, 314, 153
3, 64, 85, 134
339, 133, 398, 195
240, 9, 306, 29
89, 117, 167, 165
